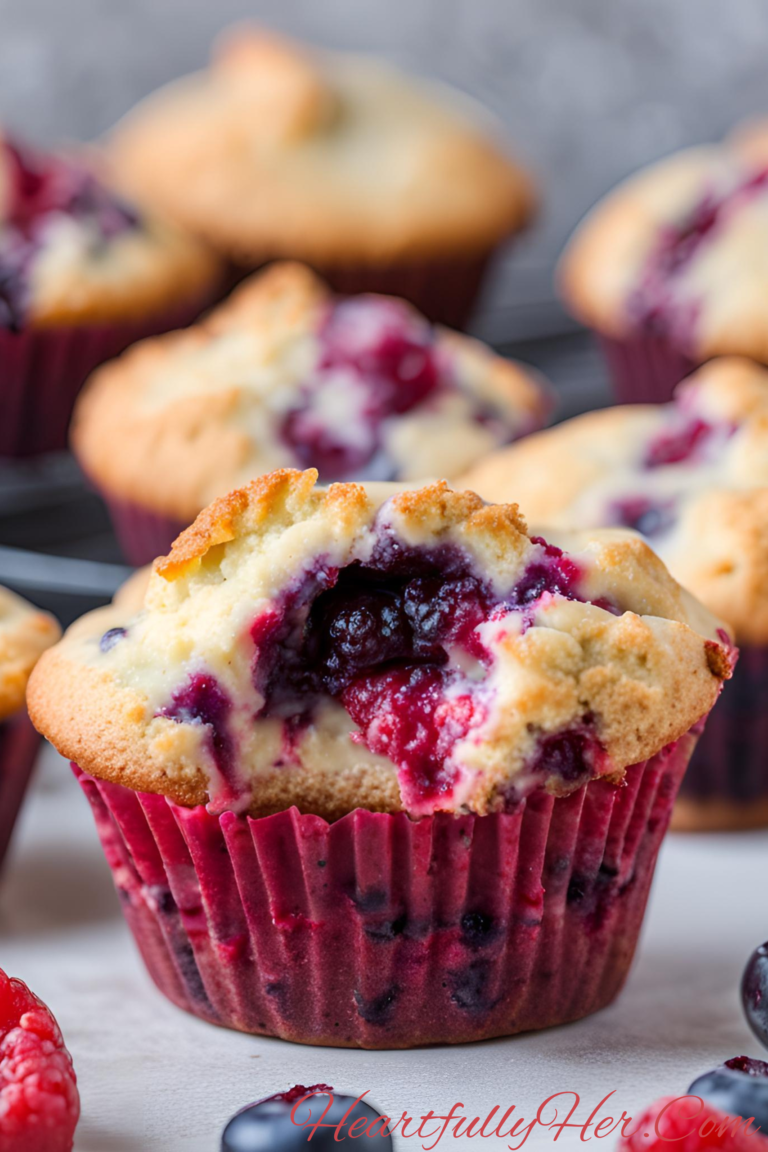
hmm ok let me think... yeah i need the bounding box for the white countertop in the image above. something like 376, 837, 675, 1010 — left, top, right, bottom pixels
2, 744, 767, 1152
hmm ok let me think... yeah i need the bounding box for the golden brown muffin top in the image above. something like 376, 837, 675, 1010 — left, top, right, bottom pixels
0, 586, 60, 721
559, 123, 768, 362
107, 27, 535, 266
72, 262, 550, 520
29, 471, 730, 820
461, 357, 768, 645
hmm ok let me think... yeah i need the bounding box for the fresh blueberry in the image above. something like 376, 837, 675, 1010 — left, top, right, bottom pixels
221, 1085, 393, 1150
742, 943, 768, 1051
688, 1057, 768, 1132
99, 626, 127, 652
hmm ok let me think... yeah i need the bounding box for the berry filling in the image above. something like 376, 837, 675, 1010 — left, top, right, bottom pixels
0, 968, 80, 1152
279, 295, 511, 481
602, 401, 738, 540
629, 165, 768, 342
0, 137, 139, 329
610, 497, 677, 538
254, 535, 599, 811
160, 674, 240, 807
156, 531, 610, 813
644, 416, 718, 468
99, 626, 127, 653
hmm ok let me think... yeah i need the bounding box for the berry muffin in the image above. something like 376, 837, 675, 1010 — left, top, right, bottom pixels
71, 262, 550, 566
0, 587, 60, 871
0, 131, 220, 456
28, 469, 731, 1047
106, 27, 535, 328
559, 123, 768, 403
461, 356, 768, 831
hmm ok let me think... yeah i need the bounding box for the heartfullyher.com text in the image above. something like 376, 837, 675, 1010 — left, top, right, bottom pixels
290, 1088, 761, 1147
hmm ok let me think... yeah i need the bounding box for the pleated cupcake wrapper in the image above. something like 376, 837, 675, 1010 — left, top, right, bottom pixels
678, 646, 768, 812
224, 249, 498, 331
73, 728, 696, 1049
0, 710, 41, 872
597, 333, 697, 405
0, 293, 215, 458
315, 252, 495, 330
100, 493, 187, 567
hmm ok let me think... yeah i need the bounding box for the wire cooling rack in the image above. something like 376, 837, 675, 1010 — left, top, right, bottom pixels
0, 319, 611, 626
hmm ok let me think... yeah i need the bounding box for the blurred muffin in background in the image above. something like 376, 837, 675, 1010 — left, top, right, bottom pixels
0, 587, 60, 873
460, 356, 768, 831
106, 26, 535, 329
72, 262, 550, 565
558, 120, 768, 404
0, 132, 221, 456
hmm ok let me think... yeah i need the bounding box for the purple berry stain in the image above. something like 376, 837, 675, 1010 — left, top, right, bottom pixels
280, 295, 468, 479
644, 417, 715, 468
610, 496, 676, 538
631, 165, 768, 343
160, 673, 241, 808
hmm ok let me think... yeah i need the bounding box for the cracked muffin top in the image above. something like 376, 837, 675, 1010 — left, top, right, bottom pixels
461, 357, 768, 645
559, 122, 768, 362
0, 587, 60, 721
0, 131, 219, 330
71, 262, 550, 521
28, 470, 731, 821
106, 27, 534, 267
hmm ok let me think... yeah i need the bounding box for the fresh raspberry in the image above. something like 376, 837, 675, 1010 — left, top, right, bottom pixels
618, 1095, 766, 1151
0, 969, 79, 1152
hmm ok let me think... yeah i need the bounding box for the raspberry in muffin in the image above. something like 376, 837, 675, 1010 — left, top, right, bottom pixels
0, 131, 220, 455
559, 122, 768, 402
0, 587, 60, 871
461, 356, 768, 830
28, 470, 731, 1046
106, 26, 535, 328
71, 262, 550, 565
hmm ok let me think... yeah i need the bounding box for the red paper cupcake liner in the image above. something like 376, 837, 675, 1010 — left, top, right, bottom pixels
74, 728, 697, 1049
597, 333, 697, 405
315, 253, 495, 330
100, 493, 187, 567
0, 293, 215, 458
224, 250, 497, 331
0, 711, 41, 873
674, 647, 768, 828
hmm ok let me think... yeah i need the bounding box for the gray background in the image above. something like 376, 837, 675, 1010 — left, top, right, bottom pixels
3, 0, 768, 329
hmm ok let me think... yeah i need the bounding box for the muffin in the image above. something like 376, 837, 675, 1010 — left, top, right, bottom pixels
71, 261, 550, 566
559, 122, 768, 403
0, 587, 60, 870
28, 469, 731, 1047
0, 131, 220, 455
106, 26, 535, 328
461, 356, 768, 831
